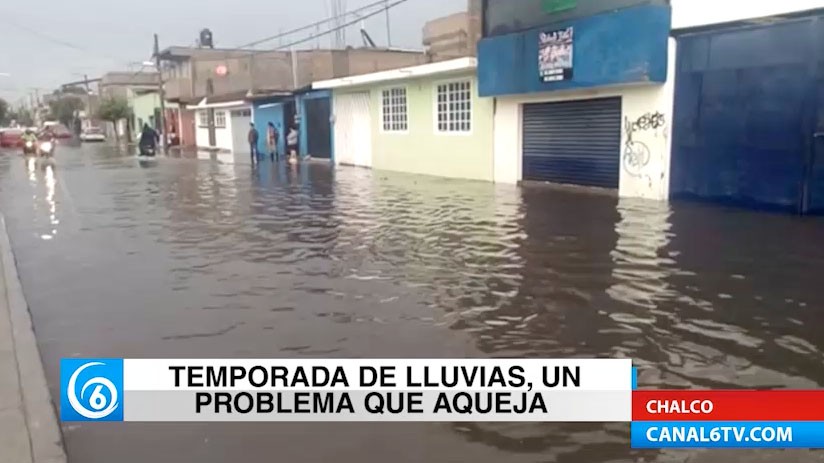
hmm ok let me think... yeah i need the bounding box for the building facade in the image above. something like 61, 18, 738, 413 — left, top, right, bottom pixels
669, 5, 824, 214
159, 46, 428, 156
479, 0, 824, 214
315, 58, 495, 181
193, 93, 252, 153
479, 1, 673, 199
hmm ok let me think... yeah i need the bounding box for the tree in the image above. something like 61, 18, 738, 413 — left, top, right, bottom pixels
7, 107, 33, 127
61, 86, 88, 95
0, 98, 8, 126
48, 95, 85, 128
97, 96, 131, 143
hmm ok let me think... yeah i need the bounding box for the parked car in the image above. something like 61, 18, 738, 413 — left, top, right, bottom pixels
52, 124, 73, 140
0, 128, 24, 148
79, 127, 106, 142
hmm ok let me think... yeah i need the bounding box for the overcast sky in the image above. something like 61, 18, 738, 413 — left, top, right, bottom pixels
3, 0, 822, 106
0, 0, 466, 104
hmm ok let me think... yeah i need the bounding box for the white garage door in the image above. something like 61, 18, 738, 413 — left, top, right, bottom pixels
230, 109, 252, 153
334, 92, 372, 167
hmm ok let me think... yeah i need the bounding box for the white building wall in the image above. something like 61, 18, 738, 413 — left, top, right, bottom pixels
194, 109, 239, 151
492, 38, 677, 201
672, 0, 822, 28
492, 99, 521, 185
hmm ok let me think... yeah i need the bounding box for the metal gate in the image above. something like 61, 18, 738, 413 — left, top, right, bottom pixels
305, 98, 332, 159
672, 14, 824, 214
522, 97, 622, 188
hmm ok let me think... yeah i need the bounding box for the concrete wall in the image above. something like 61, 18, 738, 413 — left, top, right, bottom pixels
348, 72, 494, 181
423, 12, 474, 60
492, 39, 676, 201
173, 49, 427, 101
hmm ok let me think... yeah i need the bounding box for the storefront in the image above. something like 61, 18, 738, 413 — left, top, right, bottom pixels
479, 3, 674, 200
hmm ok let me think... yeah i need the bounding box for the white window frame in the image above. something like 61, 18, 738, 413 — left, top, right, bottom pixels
214, 110, 227, 128
433, 79, 473, 135
197, 110, 208, 128
379, 86, 409, 134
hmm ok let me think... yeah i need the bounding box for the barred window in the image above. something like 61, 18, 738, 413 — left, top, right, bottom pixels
214, 111, 227, 128
197, 110, 208, 127
381, 87, 408, 132
436, 81, 472, 133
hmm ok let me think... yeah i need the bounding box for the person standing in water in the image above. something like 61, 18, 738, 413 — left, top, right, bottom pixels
248, 123, 260, 165
267, 122, 279, 162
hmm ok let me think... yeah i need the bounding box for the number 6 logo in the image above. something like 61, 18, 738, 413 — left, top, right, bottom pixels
67, 362, 120, 419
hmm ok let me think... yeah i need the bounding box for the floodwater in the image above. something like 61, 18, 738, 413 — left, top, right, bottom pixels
0, 144, 823, 463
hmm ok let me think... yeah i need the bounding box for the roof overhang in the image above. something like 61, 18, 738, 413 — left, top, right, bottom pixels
194, 98, 248, 109
313, 57, 476, 90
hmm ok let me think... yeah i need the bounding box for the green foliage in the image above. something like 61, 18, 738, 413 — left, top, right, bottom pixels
60, 86, 88, 95
48, 95, 85, 127
96, 96, 131, 123
0, 98, 8, 125
97, 96, 131, 142
6, 107, 33, 127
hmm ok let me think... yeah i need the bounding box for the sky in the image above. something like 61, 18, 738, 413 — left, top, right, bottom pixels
3, 0, 823, 106
0, 0, 466, 105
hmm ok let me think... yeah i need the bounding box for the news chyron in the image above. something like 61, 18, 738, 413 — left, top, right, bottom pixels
60, 358, 824, 448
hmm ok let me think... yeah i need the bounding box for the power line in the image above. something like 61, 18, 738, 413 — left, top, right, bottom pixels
235, 0, 397, 49
1, 15, 123, 63
273, 0, 409, 51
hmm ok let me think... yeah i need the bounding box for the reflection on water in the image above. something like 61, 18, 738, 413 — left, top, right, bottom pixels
24, 158, 59, 240
0, 146, 823, 463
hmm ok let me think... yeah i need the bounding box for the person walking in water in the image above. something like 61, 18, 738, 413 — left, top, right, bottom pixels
287, 124, 299, 164
248, 123, 260, 164
267, 122, 279, 162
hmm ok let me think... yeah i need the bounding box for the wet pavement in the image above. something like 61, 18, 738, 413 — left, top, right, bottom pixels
0, 143, 823, 463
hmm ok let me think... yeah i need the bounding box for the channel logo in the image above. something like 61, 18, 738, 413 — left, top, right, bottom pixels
60, 358, 124, 422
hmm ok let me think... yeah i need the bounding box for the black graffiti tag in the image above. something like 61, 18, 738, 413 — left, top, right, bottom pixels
623, 112, 666, 177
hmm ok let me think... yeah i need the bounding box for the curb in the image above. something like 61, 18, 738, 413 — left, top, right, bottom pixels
0, 214, 67, 463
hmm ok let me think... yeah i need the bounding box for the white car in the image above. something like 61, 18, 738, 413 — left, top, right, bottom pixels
80, 127, 106, 142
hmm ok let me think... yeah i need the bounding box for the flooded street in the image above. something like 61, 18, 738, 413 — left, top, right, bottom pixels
1, 144, 823, 463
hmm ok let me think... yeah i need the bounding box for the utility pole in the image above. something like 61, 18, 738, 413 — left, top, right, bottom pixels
83, 74, 91, 130
291, 47, 299, 90
154, 33, 169, 153
385, 0, 392, 47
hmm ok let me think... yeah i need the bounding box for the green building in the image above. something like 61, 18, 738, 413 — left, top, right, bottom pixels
313, 58, 494, 182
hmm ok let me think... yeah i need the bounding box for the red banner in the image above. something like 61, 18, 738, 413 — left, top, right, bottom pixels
633, 390, 824, 421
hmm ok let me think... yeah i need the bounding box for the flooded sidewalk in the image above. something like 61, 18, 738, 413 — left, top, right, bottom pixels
0, 213, 65, 463
0, 145, 823, 462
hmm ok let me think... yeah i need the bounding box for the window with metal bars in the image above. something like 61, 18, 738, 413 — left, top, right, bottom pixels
436, 80, 472, 133
381, 87, 408, 132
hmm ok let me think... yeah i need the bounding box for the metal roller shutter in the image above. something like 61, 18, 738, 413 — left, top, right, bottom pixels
523, 97, 622, 188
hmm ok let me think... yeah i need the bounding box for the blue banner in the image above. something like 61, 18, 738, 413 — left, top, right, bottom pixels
632, 422, 824, 448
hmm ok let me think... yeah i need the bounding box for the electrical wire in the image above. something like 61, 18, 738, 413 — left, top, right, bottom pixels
272, 0, 408, 51
0, 13, 124, 64
235, 0, 396, 49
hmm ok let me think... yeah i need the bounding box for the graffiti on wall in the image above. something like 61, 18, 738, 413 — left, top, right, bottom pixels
623, 111, 666, 178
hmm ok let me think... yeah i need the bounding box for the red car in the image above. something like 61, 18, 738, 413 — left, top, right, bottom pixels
0, 129, 24, 148
43, 123, 73, 140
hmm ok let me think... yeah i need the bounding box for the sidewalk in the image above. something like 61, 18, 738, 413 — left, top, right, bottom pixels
0, 214, 66, 463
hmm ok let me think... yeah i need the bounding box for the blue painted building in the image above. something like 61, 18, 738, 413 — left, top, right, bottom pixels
480, 1, 675, 200
294, 89, 333, 161
670, 11, 824, 214
251, 95, 293, 158
251, 89, 333, 161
